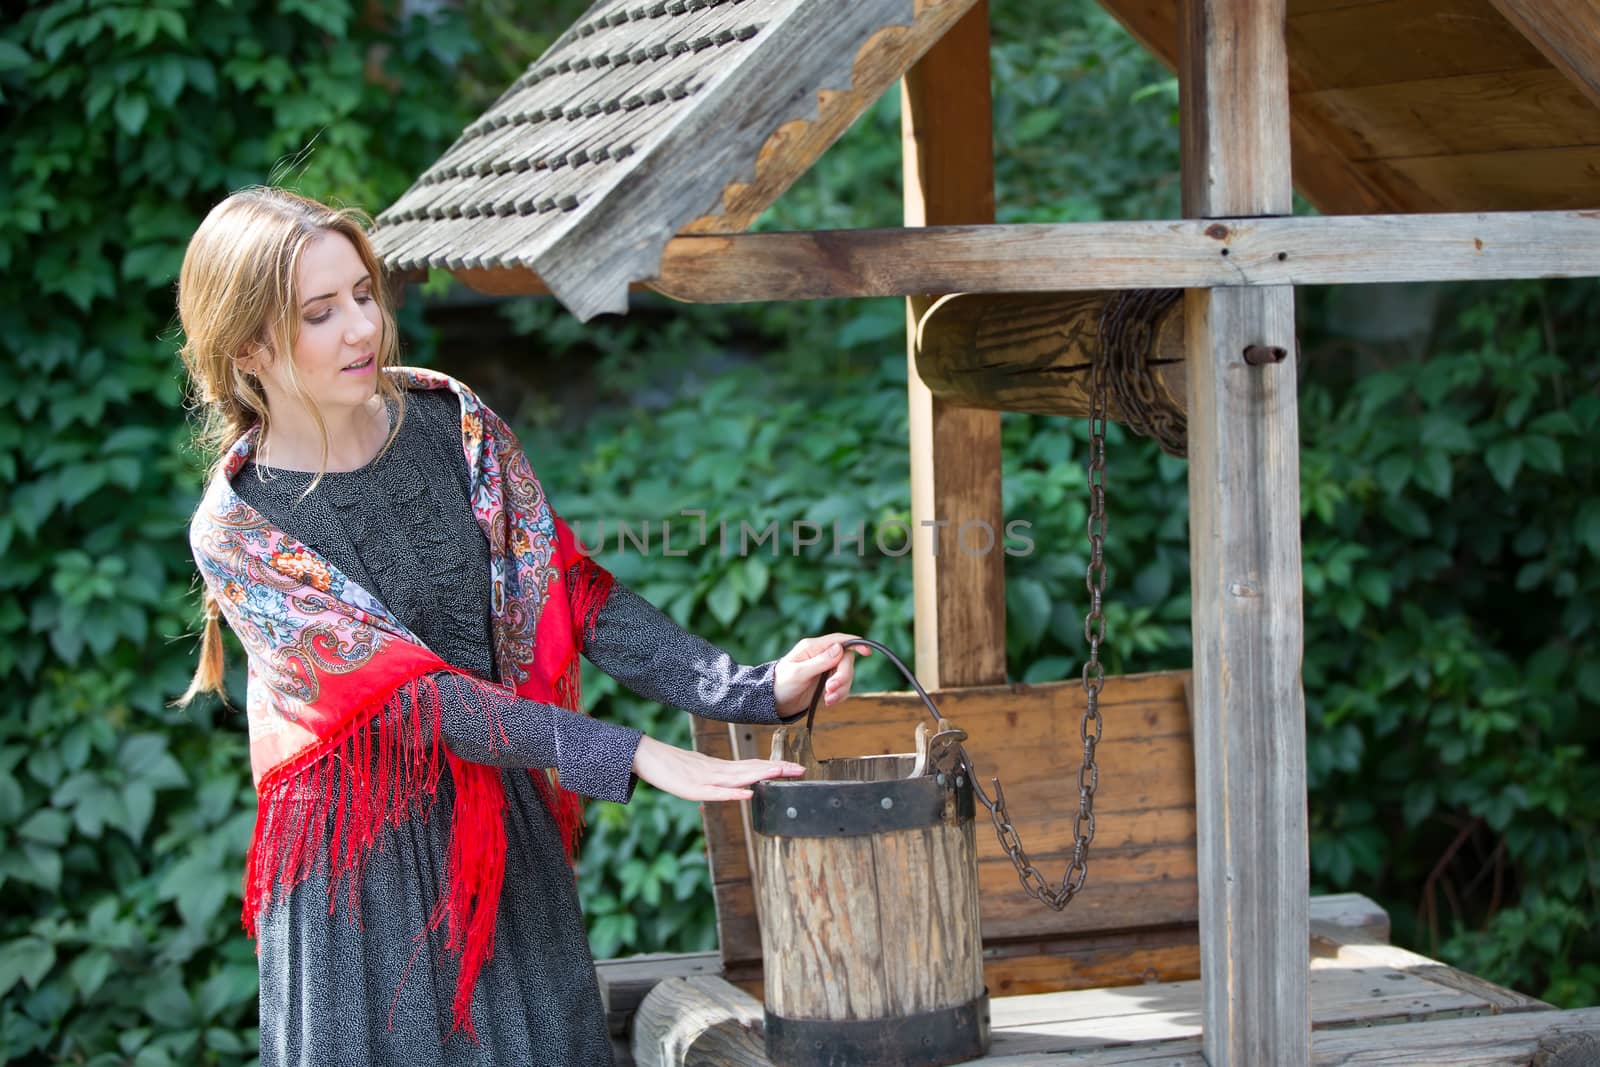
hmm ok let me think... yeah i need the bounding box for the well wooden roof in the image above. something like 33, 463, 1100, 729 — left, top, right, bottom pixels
371, 0, 981, 320
1101, 0, 1600, 215
372, 0, 1600, 319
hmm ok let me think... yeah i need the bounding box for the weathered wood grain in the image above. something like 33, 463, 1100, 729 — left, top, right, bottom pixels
1488, 0, 1600, 111
679, 0, 982, 233
902, 1, 1006, 691
914, 291, 1187, 421
1184, 283, 1310, 1067
1179, 1, 1293, 217
631, 975, 766, 1067
1179, 3, 1308, 1064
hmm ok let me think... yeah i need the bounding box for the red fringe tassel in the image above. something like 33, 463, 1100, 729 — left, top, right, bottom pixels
241, 674, 586, 1041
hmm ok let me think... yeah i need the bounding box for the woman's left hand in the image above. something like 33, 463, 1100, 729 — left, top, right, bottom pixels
773, 633, 872, 718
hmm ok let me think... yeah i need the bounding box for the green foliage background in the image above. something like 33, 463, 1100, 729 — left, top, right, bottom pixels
1, 0, 1595, 1062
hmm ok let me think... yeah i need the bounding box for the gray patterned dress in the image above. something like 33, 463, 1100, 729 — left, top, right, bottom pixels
232, 388, 801, 1066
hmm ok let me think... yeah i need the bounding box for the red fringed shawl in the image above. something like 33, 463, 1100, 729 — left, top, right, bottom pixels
189, 367, 614, 1040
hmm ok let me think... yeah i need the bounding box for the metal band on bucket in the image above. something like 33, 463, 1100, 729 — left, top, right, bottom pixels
764, 993, 990, 1067
751, 772, 975, 838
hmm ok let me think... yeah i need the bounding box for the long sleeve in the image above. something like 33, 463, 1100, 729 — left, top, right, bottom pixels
428, 672, 644, 804
581, 580, 808, 726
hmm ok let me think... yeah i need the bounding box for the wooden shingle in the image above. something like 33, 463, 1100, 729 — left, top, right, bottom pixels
372, 0, 983, 320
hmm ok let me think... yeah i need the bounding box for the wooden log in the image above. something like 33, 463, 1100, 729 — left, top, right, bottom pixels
1179, 3, 1309, 1067
913, 290, 1187, 429
442, 210, 1600, 303
631, 975, 768, 1067
901, 0, 1006, 690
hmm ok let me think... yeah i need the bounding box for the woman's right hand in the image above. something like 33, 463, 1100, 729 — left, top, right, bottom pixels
630, 735, 806, 802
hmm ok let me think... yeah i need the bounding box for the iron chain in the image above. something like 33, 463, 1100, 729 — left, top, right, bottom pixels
963, 322, 1110, 911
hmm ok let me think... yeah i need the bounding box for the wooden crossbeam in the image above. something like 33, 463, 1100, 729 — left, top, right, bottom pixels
446, 211, 1600, 302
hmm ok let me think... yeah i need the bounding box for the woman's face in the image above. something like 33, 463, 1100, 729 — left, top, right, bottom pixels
252, 231, 382, 415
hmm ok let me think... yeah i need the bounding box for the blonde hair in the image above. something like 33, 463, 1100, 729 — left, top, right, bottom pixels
174, 186, 405, 705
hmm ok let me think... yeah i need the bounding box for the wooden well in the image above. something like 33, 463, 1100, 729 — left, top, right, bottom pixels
749, 718, 988, 1067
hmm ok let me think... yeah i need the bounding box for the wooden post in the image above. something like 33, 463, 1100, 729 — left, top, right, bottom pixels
901, 0, 1006, 689
1178, 2, 1310, 1066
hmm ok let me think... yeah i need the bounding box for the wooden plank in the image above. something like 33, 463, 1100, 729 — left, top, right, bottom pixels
983, 966, 1518, 1055
1490, 0, 1600, 112
1370, 144, 1600, 212
1179, 2, 1307, 1064
650, 210, 1600, 300
694, 672, 1200, 972
978, 1008, 1600, 1065
630, 952, 1589, 1067
901, 0, 1007, 690
1285, 0, 1551, 92
1309, 935, 1551, 1014
1300, 69, 1600, 160
680, 0, 983, 234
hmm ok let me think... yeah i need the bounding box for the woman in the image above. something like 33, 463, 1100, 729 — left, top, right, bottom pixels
177, 186, 869, 1065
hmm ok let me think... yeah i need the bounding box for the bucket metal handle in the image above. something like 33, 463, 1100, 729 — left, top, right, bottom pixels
803, 637, 944, 734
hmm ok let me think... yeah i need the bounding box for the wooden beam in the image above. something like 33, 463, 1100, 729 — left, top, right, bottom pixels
901, 0, 1006, 690
914, 291, 1187, 430
1488, 1, 1600, 112
444, 210, 1600, 302
1179, 3, 1309, 1067
655, 211, 1600, 299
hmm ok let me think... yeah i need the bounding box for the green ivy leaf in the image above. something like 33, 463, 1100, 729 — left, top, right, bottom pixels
0, 39, 32, 73
705, 576, 741, 627
1485, 440, 1523, 490
18, 807, 70, 845
0, 936, 56, 1000
112, 93, 150, 136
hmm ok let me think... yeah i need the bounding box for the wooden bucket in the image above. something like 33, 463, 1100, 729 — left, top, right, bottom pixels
749, 655, 989, 1067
